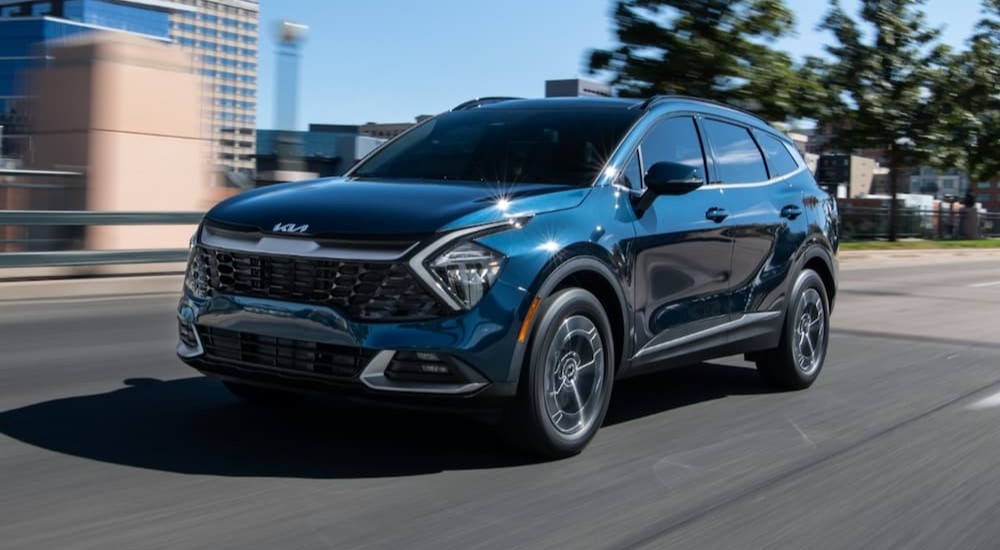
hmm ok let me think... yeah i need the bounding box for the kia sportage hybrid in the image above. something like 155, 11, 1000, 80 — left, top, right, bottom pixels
178, 96, 838, 458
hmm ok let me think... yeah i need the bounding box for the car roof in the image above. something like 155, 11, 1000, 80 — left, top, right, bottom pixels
470, 96, 785, 141
479, 97, 643, 111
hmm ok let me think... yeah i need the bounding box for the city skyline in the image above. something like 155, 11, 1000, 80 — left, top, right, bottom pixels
0, 0, 261, 175
255, 0, 984, 129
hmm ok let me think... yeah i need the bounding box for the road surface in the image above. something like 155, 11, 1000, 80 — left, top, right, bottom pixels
2, 252, 1000, 549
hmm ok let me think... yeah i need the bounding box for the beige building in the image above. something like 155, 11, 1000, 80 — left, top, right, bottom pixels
816, 154, 879, 198
27, 32, 209, 250
169, 0, 259, 175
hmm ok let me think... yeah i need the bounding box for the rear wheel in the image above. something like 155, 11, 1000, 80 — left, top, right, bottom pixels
223, 381, 305, 406
503, 288, 615, 459
755, 269, 829, 390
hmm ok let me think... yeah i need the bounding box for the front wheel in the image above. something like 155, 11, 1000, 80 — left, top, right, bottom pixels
755, 269, 830, 390
503, 288, 615, 459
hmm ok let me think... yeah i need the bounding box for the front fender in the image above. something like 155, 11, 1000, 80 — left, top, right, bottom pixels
500, 253, 632, 383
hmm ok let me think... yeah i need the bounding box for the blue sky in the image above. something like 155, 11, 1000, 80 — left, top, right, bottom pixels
256, 0, 985, 129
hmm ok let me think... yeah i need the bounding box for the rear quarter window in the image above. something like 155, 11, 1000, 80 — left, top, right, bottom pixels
756, 132, 800, 178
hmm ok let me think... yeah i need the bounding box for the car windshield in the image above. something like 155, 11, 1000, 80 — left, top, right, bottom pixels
350, 108, 641, 186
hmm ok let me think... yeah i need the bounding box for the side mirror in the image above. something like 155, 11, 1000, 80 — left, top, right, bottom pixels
634, 162, 705, 212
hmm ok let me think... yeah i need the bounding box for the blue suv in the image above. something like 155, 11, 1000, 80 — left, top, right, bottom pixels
178, 96, 838, 458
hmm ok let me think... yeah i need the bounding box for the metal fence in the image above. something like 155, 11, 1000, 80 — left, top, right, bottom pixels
838, 205, 1000, 240
0, 210, 203, 268
1, 167, 88, 253
0, 168, 203, 268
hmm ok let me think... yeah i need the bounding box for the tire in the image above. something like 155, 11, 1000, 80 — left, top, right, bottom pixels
755, 269, 830, 390
503, 288, 615, 459
223, 381, 305, 406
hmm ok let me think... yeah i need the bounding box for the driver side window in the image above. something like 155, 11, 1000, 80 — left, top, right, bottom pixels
639, 117, 707, 188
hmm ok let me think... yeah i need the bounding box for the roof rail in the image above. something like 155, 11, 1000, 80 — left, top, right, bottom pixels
635, 94, 770, 124
451, 97, 522, 111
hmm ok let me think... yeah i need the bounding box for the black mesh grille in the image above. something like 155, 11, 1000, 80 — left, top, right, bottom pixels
198, 326, 376, 379
188, 245, 445, 321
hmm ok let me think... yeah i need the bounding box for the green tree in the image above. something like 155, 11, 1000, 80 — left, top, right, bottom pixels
926, 0, 1000, 189
587, 0, 812, 121
816, 0, 946, 241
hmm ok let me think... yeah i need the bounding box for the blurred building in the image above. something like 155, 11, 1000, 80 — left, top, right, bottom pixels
0, 0, 187, 160
815, 154, 878, 199
307, 117, 432, 141
545, 78, 612, 98
869, 167, 891, 195
358, 121, 421, 139
169, 0, 259, 175
974, 178, 1000, 212
0, 0, 258, 175
908, 166, 968, 200
255, 127, 384, 183
24, 32, 209, 249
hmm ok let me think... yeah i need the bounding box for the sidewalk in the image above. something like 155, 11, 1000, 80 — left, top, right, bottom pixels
838, 248, 1000, 264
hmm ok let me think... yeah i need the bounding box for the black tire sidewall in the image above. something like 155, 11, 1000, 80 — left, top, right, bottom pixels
519, 288, 615, 457
779, 269, 830, 386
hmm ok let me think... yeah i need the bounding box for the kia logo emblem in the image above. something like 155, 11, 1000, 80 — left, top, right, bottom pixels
272, 223, 309, 234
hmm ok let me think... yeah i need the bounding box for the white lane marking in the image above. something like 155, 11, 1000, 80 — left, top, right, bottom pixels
968, 391, 1000, 410
970, 281, 1000, 288
787, 418, 817, 448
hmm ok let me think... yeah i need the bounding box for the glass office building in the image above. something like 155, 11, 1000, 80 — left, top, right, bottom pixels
169, 0, 259, 175
0, 0, 259, 174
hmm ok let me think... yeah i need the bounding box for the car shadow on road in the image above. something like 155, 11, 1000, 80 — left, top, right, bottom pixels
0, 363, 773, 478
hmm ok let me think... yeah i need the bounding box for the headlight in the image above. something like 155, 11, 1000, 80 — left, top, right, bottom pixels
184, 233, 208, 298
428, 241, 505, 309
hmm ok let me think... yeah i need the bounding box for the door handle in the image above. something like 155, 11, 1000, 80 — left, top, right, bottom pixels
781, 205, 803, 220
705, 207, 729, 223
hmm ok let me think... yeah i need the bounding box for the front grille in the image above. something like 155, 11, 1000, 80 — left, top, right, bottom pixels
188, 245, 445, 321
198, 326, 376, 380
178, 321, 198, 348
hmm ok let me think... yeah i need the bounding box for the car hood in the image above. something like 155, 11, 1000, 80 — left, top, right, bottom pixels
204, 177, 590, 236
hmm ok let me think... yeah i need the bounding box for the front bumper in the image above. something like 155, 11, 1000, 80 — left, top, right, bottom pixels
176, 281, 528, 402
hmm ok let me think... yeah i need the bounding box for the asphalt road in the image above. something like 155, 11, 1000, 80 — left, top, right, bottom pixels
2, 253, 1000, 549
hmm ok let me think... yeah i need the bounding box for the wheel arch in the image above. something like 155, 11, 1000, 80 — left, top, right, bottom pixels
505, 254, 631, 384
798, 244, 837, 311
